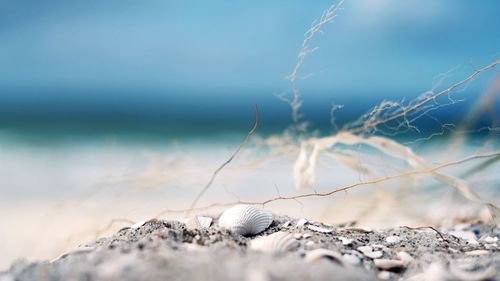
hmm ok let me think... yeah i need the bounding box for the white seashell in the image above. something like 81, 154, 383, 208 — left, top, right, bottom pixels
307, 225, 333, 233
218, 205, 273, 236
385, 236, 401, 245
296, 218, 308, 227
373, 259, 405, 271
249, 231, 299, 253
305, 248, 344, 264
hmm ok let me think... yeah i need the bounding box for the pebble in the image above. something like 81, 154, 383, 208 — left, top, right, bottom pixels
364, 251, 383, 259
302, 233, 312, 239
377, 271, 391, 280
337, 237, 353, 245
305, 241, 315, 247
385, 235, 401, 245
484, 236, 498, 244
294, 233, 302, 239
342, 254, 361, 265
374, 259, 405, 271
281, 221, 291, 228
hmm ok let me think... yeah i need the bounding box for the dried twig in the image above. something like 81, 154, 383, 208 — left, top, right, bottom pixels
402, 226, 452, 244
156, 151, 500, 215
185, 105, 260, 216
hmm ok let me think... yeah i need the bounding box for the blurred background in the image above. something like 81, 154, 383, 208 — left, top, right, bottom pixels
1, 0, 499, 270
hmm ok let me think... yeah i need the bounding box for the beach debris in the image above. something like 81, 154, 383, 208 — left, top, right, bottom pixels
296, 218, 308, 227
337, 236, 353, 245
373, 259, 405, 271
385, 235, 401, 245
449, 260, 496, 281
185, 216, 212, 229
307, 225, 333, 233
304, 248, 344, 265
464, 250, 489, 256
395, 251, 414, 266
249, 231, 299, 253
357, 246, 382, 259
218, 205, 273, 236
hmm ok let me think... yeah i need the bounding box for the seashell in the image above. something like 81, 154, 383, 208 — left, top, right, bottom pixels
304, 248, 344, 264
373, 259, 405, 271
249, 231, 299, 253
218, 205, 273, 236
307, 225, 333, 233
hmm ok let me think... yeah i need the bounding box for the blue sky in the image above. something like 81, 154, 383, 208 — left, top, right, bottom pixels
0, 0, 499, 137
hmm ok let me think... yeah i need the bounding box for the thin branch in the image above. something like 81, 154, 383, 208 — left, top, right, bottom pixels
185, 105, 260, 216
156, 151, 500, 215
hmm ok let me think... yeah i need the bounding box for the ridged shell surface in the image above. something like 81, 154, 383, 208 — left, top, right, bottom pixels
218, 205, 273, 236
249, 231, 299, 253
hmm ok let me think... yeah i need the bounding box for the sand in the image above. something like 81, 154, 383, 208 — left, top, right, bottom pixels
1, 215, 499, 281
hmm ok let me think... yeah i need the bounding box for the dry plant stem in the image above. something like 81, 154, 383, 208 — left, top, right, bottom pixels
185, 105, 260, 217
402, 226, 452, 244
155, 151, 500, 216
349, 60, 500, 134
284, 0, 345, 134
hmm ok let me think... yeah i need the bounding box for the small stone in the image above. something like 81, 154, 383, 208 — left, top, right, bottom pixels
282, 221, 291, 228
357, 246, 372, 254
294, 233, 302, 239
342, 254, 361, 265
296, 218, 308, 227
385, 235, 401, 245
337, 237, 353, 245
307, 225, 333, 233
484, 236, 498, 244
364, 251, 383, 259
374, 259, 405, 271
305, 241, 315, 247
377, 271, 391, 280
